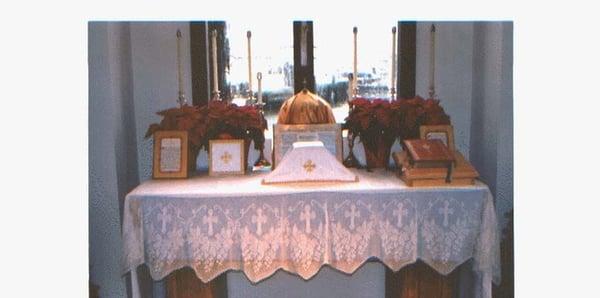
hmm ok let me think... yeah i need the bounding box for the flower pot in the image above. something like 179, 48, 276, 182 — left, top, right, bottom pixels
362, 137, 393, 169
217, 133, 251, 172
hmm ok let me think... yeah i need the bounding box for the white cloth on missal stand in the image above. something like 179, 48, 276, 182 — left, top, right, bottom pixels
262, 141, 358, 184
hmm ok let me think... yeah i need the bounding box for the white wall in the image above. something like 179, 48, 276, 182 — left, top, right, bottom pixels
89, 22, 131, 298
130, 22, 194, 182
416, 22, 475, 159
469, 22, 514, 228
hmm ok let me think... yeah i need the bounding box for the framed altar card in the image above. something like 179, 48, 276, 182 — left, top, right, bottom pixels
420, 125, 455, 152
273, 123, 342, 168
208, 139, 245, 176
153, 131, 189, 179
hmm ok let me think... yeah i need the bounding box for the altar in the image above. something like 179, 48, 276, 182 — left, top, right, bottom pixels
122, 168, 500, 298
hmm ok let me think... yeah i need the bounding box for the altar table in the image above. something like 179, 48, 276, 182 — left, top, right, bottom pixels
122, 169, 500, 298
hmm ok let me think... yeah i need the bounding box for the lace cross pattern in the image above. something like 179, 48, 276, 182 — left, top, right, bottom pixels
122, 174, 500, 295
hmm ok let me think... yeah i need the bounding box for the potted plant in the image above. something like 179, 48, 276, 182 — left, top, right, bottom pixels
145, 102, 267, 172
392, 96, 451, 140
198, 101, 267, 167
344, 96, 451, 169
344, 98, 399, 169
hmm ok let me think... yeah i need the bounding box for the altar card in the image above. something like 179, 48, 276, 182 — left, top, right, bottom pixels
273, 124, 342, 168
209, 139, 245, 176
153, 130, 189, 179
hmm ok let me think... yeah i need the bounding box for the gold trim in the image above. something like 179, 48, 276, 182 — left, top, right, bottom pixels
208, 139, 245, 176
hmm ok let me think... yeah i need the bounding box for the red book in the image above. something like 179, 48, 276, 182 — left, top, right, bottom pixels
403, 139, 454, 164
403, 139, 455, 182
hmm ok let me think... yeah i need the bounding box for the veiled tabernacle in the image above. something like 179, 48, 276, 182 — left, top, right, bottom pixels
277, 89, 336, 124
262, 141, 358, 184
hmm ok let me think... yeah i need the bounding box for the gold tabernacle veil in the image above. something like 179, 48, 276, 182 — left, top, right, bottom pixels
277, 89, 336, 124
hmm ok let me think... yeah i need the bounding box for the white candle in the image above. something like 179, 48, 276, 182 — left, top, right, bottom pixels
247, 30, 253, 100
257, 72, 263, 104
391, 26, 397, 99
353, 26, 358, 98
211, 29, 219, 99
176, 29, 184, 106
429, 24, 436, 99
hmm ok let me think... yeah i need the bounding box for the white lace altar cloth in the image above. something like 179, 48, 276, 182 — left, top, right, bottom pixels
263, 141, 358, 184
122, 169, 500, 297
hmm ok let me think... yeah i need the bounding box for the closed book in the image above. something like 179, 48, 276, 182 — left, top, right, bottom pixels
403, 139, 455, 165
403, 139, 456, 183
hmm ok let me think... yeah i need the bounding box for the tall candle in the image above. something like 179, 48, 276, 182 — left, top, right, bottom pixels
211, 29, 219, 99
247, 30, 253, 99
257, 72, 263, 104
429, 24, 436, 99
176, 29, 185, 106
391, 26, 397, 99
353, 26, 358, 98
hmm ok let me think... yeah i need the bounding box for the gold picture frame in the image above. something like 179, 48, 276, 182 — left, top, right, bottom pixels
419, 125, 455, 152
208, 139, 246, 176
272, 123, 343, 168
153, 130, 189, 179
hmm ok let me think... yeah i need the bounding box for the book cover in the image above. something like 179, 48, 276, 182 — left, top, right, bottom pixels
403, 139, 455, 163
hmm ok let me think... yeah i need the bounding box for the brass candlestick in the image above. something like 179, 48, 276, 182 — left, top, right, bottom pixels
252, 101, 272, 170
343, 130, 362, 169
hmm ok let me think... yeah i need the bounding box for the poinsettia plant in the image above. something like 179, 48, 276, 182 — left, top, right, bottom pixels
144, 104, 204, 148
343, 96, 451, 167
343, 98, 399, 151
197, 101, 267, 151
392, 95, 451, 140
145, 102, 267, 152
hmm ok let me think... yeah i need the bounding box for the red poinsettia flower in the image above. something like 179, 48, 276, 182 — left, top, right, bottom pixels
145, 102, 267, 152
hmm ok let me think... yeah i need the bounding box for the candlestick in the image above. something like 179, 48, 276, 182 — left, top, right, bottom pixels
257, 72, 263, 104
247, 30, 253, 100
391, 26, 397, 100
428, 24, 436, 99
176, 29, 186, 106
211, 29, 220, 101
353, 26, 358, 98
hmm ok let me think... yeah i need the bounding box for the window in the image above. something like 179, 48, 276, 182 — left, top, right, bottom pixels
226, 21, 294, 138
314, 19, 397, 123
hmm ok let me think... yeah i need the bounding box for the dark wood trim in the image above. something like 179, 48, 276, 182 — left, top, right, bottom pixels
385, 261, 460, 298
166, 268, 227, 298
190, 21, 229, 105
293, 21, 315, 93
190, 22, 209, 106
397, 21, 416, 99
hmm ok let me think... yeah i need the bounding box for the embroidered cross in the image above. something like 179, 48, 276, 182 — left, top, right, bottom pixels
157, 207, 171, 233
438, 201, 454, 227
300, 204, 316, 234
220, 151, 232, 164
345, 204, 361, 230
251, 208, 267, 236
303, 160, 316, 173
393, 202, 408, 227
202, 208, 218, 236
